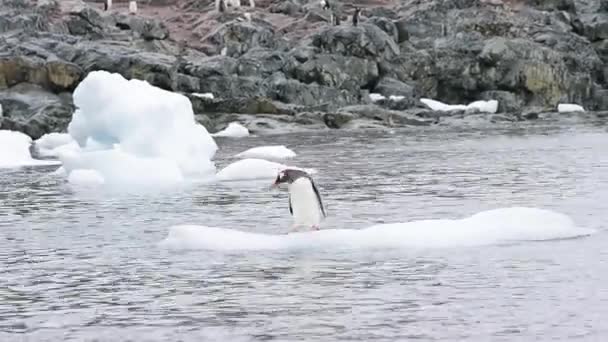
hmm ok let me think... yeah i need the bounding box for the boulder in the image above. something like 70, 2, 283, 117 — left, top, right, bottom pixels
311, 24, 400, 61
202, 20, 277, 58
0, 83, 74, 139
286, 54, 379, 91
0, 56, 83, 92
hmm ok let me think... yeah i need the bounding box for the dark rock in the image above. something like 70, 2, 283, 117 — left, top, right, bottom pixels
198, 75, 268, 100
287, 54, 379, 92
112, 14, 170, 41
267, 75, 359, 109
182, 55, 238, 79
367, 17, 399, 43
269, 0, 303, 16
0, 56, 83, 92
202, 20, 277, 58
187, 95, 294, 116
373, 77, 415, 98
580, 14, 608, 42
366, 7, 398, 20
592, 88, 608, 110
529, 0, 576, 12
323, 112, 354, 129
65, 4, 105, 37
237, 49, 287, 77
480, 90, 522, 113
0, 83, 74, 139
311, 24, 400, 61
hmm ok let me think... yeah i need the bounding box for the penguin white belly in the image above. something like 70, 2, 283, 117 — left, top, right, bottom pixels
129, 0, 137, 14
288, 178, 322, 228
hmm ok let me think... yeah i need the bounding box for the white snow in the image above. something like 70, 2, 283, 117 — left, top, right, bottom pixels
235, 145, 296, 160
62, 70, 217, 185
216, 158, 315, 182
467, 100, 499, 113
68, 169, 105, 186
0, 130, 61, 168
192, 92, 215, 100
160, 207, 595, 251
211, 122, 250, 138
369, 93, 386, 102
34, 133, 80, 158
420, 98, 498, 113
558, 103, 585, 113
389, 95, 405, 102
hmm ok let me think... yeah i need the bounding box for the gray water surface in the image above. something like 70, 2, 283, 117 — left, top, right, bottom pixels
1, 120, 608, 341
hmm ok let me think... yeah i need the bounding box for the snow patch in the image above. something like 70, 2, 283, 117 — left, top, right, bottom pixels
558, 103, 585, 113
62, 70, 217, 185
192, 92, 215, 100
216, 158, 315, 182
0, 130, 61, 168
212, 122, 250, 138
235, 145, 296, 160
369, 93, 386, 102
421, 98, 498, 113
389, 95, 405, 102
160, 207, 594, 251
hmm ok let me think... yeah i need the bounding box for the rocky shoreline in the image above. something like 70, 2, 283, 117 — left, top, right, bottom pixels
1, 0, 608, 138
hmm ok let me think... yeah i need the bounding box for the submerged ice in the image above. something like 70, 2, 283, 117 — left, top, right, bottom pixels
60, 71, 218, 185
160, 207, 595, 251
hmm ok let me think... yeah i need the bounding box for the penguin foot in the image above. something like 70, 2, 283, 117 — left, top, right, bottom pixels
311, 225, 320, 231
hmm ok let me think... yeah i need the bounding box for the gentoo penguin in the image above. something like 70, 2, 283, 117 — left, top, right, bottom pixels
129, 0, 137, 15
273, 169, 326, 231
330, 12, 340, 26
352, 6, 361, 26
321, 0, 330, 10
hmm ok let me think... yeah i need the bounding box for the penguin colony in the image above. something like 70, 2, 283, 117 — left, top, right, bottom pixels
321, 0, 363, 27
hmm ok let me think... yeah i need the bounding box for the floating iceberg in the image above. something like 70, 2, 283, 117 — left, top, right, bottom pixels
421, 98, 498, 113
212, 122, 250, 138
61, 71, 217, 185
160, 207, 595, 251
216, 158, 315, 182
34, 133, 80, 158
235, 145, 296, 160
0, 130, 61, 168
557, 103, 585, 113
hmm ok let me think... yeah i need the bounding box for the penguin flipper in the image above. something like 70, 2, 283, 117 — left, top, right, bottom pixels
310, 180, 327, 218
288, 194, 293, 215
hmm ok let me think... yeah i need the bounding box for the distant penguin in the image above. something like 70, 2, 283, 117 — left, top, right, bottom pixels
104, 0, 111, 11
330, 12, 340, 26
218, 0, 226, 12
273, 169, 326, 231
352, 6, 360, 26
129, 0, 137, 15
321, 0, 330, 10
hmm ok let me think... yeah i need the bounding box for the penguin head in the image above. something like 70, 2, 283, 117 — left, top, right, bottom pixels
273, 169, 308, 186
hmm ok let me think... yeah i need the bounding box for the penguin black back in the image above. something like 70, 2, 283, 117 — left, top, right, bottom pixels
352, 7, 361, 26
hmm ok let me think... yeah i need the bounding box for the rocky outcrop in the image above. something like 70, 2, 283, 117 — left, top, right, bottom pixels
0, 83, 74, 139
1, 0, 608, 138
